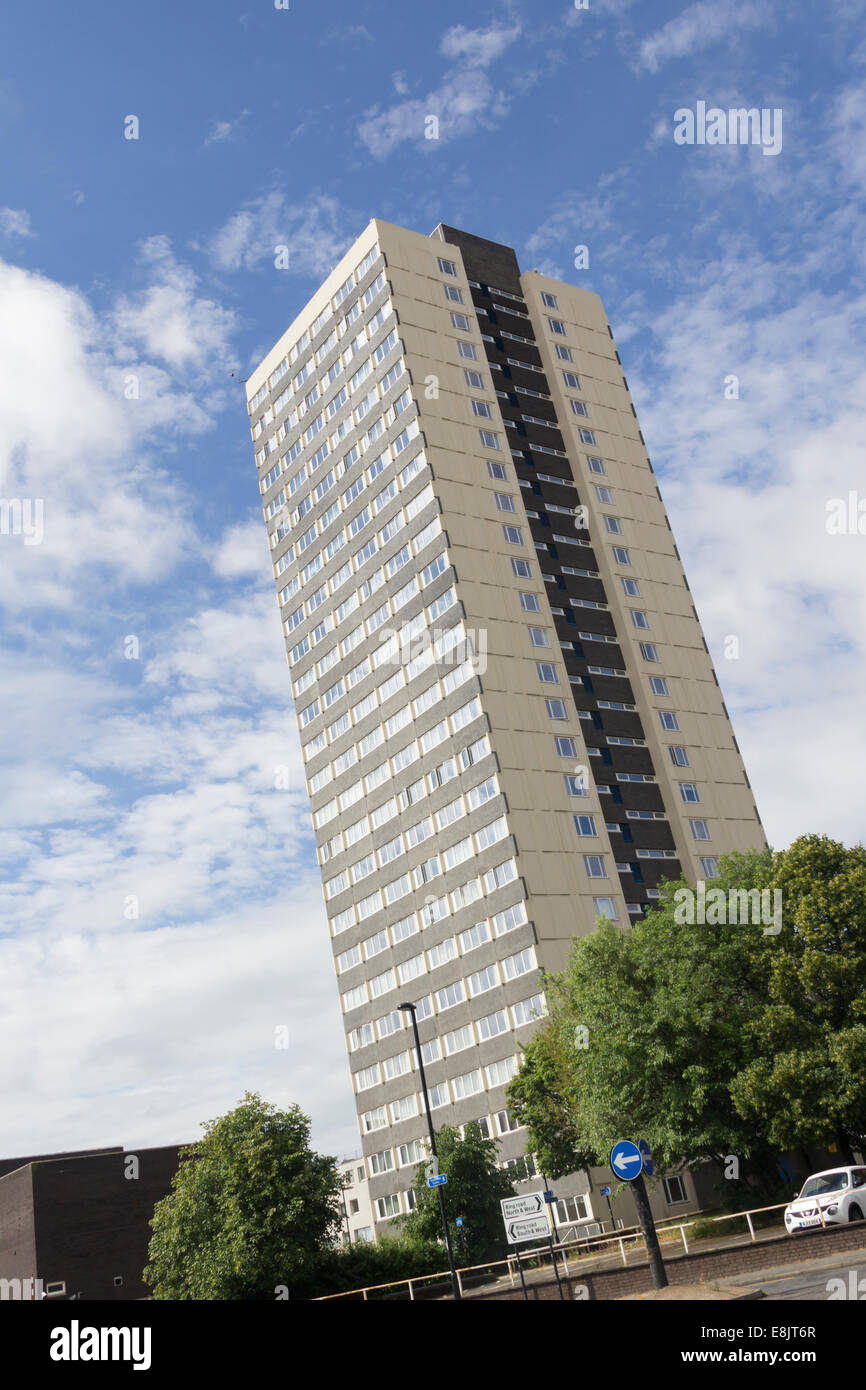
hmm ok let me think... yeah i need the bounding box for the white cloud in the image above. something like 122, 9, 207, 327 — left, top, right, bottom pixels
111, 235, 239, 372
204, 109, 249, 146
206, 192, 355, 277
0, 207, 34, 238
439, 22, 521, 68
637, 0, 774, 73
357, 23, 522, 158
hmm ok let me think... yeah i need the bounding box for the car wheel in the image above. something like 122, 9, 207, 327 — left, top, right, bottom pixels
848, 1204, 863, 1222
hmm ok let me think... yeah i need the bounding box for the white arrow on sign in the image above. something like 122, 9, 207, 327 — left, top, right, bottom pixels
612, 1152, 642, 1177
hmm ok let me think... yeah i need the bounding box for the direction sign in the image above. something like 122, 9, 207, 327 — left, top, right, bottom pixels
427, 1174, 447, 1188
455, 1217, 463, 1227
501, 1192, 547, 1221
638, 1139, 655, 1178
610, 1139, 643, 1182
599, 1185, 612, 1198
505, 1214, 552, 1245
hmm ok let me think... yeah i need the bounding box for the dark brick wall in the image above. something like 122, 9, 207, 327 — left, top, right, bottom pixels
0, 1147, 120, 1180
28, 1145, 181, 1300
0, 1164, 37, 1283
467, 1222, 866, 1300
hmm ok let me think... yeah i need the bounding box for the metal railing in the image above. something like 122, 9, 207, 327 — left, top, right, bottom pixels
312, 1199, 794, 1299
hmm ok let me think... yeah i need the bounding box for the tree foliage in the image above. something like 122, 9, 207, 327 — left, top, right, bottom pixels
398, 1122, 517, 1266
506, 836, 866, 1183
144, 1092, 343, 1300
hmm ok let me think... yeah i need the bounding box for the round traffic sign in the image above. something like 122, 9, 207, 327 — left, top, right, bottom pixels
609, 1139, 643, 1182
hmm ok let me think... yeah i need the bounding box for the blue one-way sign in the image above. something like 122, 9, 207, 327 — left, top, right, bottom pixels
610, 1139, 643, 1181
427, 1174, 447, 1188
638, 1139, 655, 1178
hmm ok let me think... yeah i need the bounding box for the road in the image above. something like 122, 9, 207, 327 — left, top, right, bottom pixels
720, 1249, 866, 1301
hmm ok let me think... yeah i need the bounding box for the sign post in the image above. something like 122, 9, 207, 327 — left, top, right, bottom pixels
599, 1184, 616, 1232
500, 1193, 559, 1301
609, 1139, 667, 1290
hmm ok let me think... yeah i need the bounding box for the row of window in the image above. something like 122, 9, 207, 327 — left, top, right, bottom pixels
290, 501, 438, 671
313, 677, 481, 820
341, 872, 530, 1017
350, 990, 543, 1067
249, 244, 381, 414
280, 425, 425, 621
319, 732, 491, 866
334, 846, 520, 952
330, 773, 503, 904
301, 583, 461, 758
361, 1053, 522, 1133
342, 903, 532, 1019
255, 285, 392, 467
328, 808, 511, 908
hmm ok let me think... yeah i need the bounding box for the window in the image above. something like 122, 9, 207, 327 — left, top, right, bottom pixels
604, 515, 623, 535
468, 964, 499, 996
679, 783, 700, 803
496, 1107, 521, 1133
519, 592, 541, 612
457, 340, 477, 360
621, 578, 640, 597
541, 291, 559, 309
435, 980, 465, 1011
612, 546, 631, 564
368, 1150, 394, 1175
670, 746, 690, 767
583, 855, 607, 878
480, 430, 500, 449
438, 256, 457, 275
650, 676, 670, 696
700, 856, 719, 879
555, 1194, 589, 1224
528, 627, 550, 647
630, 610, 650, 630
555, 736, 577, 757
444, 1024, 474, 1055
465, 369, 485, 389
571, 399, 590, 418
640, 643, 660, 662
375, 1194, 401, 1219
495, 492, 515, 512
689, 819, 711, 841
593, 896, 618, 919
578, 428, 597, 445
451, 312, 471, 331
573, 815, 598, 836
472, 399, 493, 418
555, 344, 573, 361
565, 775, 588, 797
664, 1175, 688, 1204
546, 698, 568, 719
487, 1055, 519, 1085
477, 1009, 508, 1040
659, 711, 679, 731
548, 318, 566, 336
502, 949, 533, 982
511, 557, 532, 577
487, 459, 507, 479
503, 525, 524, 545
536, 662, 558, 683
444, 285, 463, 303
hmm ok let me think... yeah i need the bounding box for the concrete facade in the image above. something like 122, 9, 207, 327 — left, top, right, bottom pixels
246, 220, 765, 1236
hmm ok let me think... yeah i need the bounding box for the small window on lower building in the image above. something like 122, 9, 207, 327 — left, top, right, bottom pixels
555, 1194, 589, 1224
700, 856, 719, 878
375, 1194, 401, 1219
663, 1175, 688, 1204
546, 698, 568, 719
349, 1198, 359, 1215
355, 1226, 374, 1243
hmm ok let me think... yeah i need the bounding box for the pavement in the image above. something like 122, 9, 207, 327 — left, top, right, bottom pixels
620, 1246, 866, 1301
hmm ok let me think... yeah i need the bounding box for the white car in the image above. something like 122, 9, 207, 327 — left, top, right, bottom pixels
784, 1166, 866, 1233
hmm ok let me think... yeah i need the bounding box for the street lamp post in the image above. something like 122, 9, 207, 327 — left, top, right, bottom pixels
398, 1001, 462, 1301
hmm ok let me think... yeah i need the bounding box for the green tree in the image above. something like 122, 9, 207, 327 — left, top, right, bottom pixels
398, 1122, 517, 1266
144, 1092, 343, 1299
729, 835, 866, 1162
508, 837, 866, 1188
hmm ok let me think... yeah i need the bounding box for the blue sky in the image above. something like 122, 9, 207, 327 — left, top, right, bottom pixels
1, 0, 864, 1161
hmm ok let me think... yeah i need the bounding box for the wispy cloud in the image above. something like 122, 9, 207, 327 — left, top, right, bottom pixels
0, 207, 34, 238
637, 0, 775, 73
206, 192, 356, 277
204, 109, 249, 146
357, 22, 522, 158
